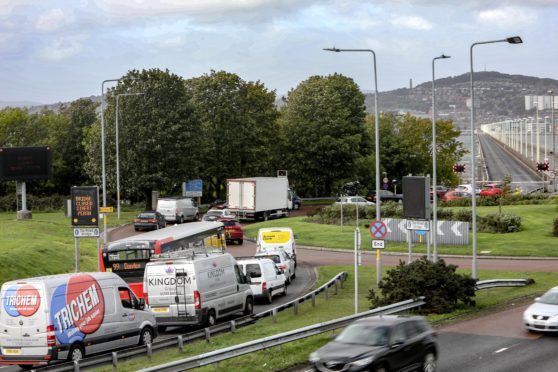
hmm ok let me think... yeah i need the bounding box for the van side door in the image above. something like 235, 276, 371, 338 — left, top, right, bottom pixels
117, 287, 142, 346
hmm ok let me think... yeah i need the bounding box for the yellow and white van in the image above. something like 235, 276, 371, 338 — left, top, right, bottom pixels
256, 227, 297, 268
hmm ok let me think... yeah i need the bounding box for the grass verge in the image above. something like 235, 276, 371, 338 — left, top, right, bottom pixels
98, 265, 552, 372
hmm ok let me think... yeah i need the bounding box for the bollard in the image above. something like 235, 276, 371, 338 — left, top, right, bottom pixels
311, 293, 316, 307
205, 327, 211, 342
178, 335, 184, 352
325, 287, 329, 301
74, 360, 80, 372
340, 276, 344, 288
112, 352, 118, 372
334, 280, 338, 295
230, 320, 237, 333
293, 301, 299, 315
147, 344, 152, 361
272, 308, 277, 324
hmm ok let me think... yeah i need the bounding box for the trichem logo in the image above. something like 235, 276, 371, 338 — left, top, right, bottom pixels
50, 274, 105, 344
2, 285, 41, 317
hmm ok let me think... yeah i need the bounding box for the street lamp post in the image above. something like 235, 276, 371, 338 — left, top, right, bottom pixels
469, 36, 522, 279
115, 92, 144, 219
432, 54, 450, 262
324, 46, 382, 293
550, 91, 555, 191
100, 78, 121, 249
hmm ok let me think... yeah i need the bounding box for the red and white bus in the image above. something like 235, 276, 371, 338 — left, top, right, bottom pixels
100, 221, 226, 298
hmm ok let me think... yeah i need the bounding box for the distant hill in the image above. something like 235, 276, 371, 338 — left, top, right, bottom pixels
367, 71, 558, 130
0, 101, 43, 109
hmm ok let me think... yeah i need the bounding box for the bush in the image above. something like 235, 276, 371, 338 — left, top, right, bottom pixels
478, 213, 521, 233
553, 218, 558, 237
367, 257, 477, 314
0, 194, 67, 212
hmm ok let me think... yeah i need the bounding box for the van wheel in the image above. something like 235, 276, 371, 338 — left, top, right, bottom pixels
194, 213, 200, 221
292, 270, 296, 279
18, 365, 34, 370
373, 364, 388, 372
68, 344, 84, 362
206, 310, 217, 327
178, 216, 184, 224
266, 290, 273, 304
282, 285, 288, 296
157, 325, 167, 332
139, 327, 154, 346
243, 297, 254, 315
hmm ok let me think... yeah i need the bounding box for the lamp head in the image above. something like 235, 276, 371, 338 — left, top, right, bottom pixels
441, 54, 451, 59
323, 47, 340, 52
506, 36, 523, 44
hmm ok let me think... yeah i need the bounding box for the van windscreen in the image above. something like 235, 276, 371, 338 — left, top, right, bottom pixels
246, 264, 262, 278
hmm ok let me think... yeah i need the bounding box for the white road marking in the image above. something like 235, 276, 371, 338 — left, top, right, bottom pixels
494, 347, 508, 354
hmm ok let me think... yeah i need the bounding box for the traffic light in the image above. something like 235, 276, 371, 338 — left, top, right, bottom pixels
452, 163, 466, 173
536, 162, 550, 172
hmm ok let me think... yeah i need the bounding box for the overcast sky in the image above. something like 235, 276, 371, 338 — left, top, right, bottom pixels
1, 0, 557, 104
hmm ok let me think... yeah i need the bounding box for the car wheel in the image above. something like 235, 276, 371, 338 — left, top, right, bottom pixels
266, 290, 273, 304
243, 297, 254, 315
238, 239, 243, 245
206, 310, 217, 327
292, 270, 296, 279
67, 344, 84, 362
373, 364, 388, 372
139, 327, 154, 346
422, 351, 437, 372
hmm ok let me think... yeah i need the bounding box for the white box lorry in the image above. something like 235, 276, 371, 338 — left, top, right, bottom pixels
227, 177, 295, 221
0, 272, 157, 367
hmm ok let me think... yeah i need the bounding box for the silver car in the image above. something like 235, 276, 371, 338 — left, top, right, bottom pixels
523, 286, 558, 332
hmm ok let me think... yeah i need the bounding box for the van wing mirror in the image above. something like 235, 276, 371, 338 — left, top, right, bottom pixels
137, 298, 146, 310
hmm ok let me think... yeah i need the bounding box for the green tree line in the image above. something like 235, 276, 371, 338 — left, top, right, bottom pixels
0, 68, 464, 207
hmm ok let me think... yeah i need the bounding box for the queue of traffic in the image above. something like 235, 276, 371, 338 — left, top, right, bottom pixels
0, 218, 298, 368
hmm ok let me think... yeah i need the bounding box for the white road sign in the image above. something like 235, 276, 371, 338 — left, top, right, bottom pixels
406, 219, 430, 231
73, 227, 100, 238
372, 240, 385, 249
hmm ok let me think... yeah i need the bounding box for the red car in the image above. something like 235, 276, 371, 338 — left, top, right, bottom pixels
442, 190, 471, 202
222, 219, 243, 245
479, 183, 504, 197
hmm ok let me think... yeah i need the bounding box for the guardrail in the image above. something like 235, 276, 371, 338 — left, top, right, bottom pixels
40, 271, 348, 371
138, 297, 426, 372
475, 278, 534, 290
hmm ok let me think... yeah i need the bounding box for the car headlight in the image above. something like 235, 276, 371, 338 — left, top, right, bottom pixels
350, 356, 374, 367
309, 352, 320, 363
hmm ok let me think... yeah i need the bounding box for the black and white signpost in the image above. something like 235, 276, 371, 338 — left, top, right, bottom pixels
71, 186, 100, 272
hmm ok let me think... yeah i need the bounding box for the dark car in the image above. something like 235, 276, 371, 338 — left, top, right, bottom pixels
309, 315, 437, 372
366, 190, 403, 203
133, 211, 166, 231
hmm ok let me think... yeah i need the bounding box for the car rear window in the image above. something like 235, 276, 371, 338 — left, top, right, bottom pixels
223, 220, 238, 226
245, 264, 261, 278
139, 213, 156, 219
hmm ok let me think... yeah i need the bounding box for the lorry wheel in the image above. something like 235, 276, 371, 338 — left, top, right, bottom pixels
68, 344, 84, 362
243, 297, 254, 315
263, 212, 269, 221
206, 310, 217, 327
139, 327, 153, 346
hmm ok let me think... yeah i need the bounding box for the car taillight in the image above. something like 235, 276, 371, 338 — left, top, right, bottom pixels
194, 290, 201, 310
134, 219, 140, 222
47, 324, 56, 347
148, 219, 157, 223
278, 265, 286, 270
262, 282, 267, 291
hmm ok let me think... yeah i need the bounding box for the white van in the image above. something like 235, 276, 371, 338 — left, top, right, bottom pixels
156, 197, 200, 224
256, 227, 297, 267
236, 257, 287, 304
0, 272, 157, 368
143, 251, 253, 330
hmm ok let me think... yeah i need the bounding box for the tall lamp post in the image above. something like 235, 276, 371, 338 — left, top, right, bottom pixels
550, 90, 555, 191
115, 92, 144, 219
323, 46, 382, 310
432, 54, 450, 262
469, 36, 522, 279
100, 78, 121, 247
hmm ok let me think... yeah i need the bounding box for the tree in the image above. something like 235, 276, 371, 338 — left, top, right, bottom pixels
367, 257, 477, 314
279, 74, 368, 196
83, 69, 200, 208
185, 71, 279, 200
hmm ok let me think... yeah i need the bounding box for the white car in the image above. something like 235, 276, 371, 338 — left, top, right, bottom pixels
236, 257, 287, 303
255, 250, 296, 284
523, 286, 558, 332
455, 184, 481, 195
202, 208, 236, 221
335, 196, 375, 206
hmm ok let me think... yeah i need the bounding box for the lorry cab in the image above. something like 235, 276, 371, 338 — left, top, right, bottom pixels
0, 272, 156, 367
256, 227, 297, 268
